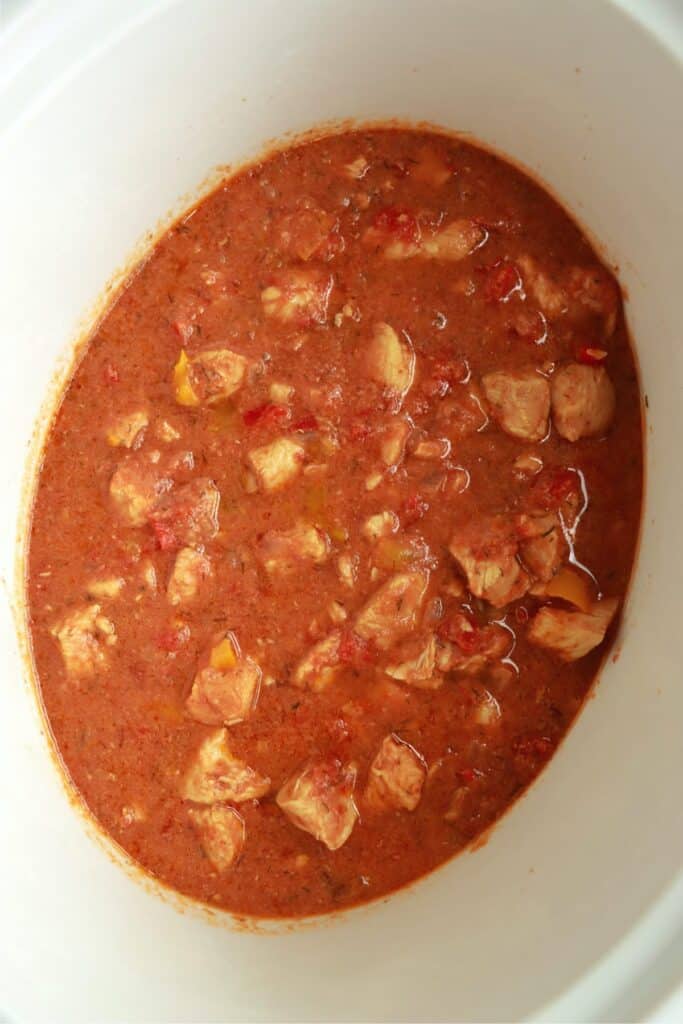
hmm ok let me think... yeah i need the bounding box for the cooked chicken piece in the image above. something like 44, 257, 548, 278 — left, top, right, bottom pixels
150, 478, 220, 547
186, 657, 262, 726
86, 577, 125, 600
435, 614, 511, 675
246, 437, 305, 493
449, 516, 529, 607
518, 255, 568, 319
269, 381, 295, 403
50, 603, 116, 677
277, 203, 340, 261
276, 757, 358, 851
261, 269, 332, 325
167, 546, 212, 605
528, 597, 619, 660
355, 571, 429, 649
362, 511, 399, 542
109, 459, 171, 527
566, 265, 619, 339
106, 410, 149, 448
380, 417, 411, 467
188, 804, 245, 872
421, 219, 487, 260
292, 631, 341, 691
411, 437, 451, 460
155, 419, 181, 442
551, 363, 616, 442
344, 155, 369, 179
190, 348, 249, 403
182, 728, 270, 803
482, 370, 550, 442
412, 148, 451, 187
517, 512, 565, 582
366, 322, 415, 398
337, 553, 359, 588
365, 734, 427, 811
256, 522, 329, 575
385, 633, 441, 689
472, 688, 502, 726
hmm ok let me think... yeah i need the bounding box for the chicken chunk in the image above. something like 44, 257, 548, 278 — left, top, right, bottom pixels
50, 603, 116, 678
276, 757, 358, 851
261, 269, 332, 325
517, 512, 565, 582
150, 478, 220, 548
354, 571, 429, 649
421, 219, 487, 261
106, 410, 149, 448
246, 437, 305, 493
362, 511, 399, 542
188, 805, 245, 872
186, 657, 262, 726
551, 363, 616, 441
292, 631, 341, 691
449, 516, 529, 607
167, 547, 212, 605
276, 202, 341, 261
385, 633, 441, 689
366, 323, 415, 398
109, 459, 171, 527
436, 613, 511, 675
528, 597, 619, 660
365, 734, 427, 812
518, 255, 568, 319
182, 729, 270, 803
256, 522, 329, 575
380, 417, 411, 467
566, 265, 619, 339
337, 553, 359, 588
86, 576, 125, 600
190, 348, 249, 404
482, 370, 550, 442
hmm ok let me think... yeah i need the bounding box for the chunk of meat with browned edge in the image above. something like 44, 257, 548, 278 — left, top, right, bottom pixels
292, 631, 342, 691
449, 516, 529, 607
186, 657, 262, 726
365, 734, 427, 812
551, 363, 616, 441
261, 268, 332, 325
385, 633, 441, 689
50, 603, 116, 678
181, 729, 270, 803
354, 571, 429, 649
516, 512, 565, 582
109, 458, 172, 527
528, 598, 619, 660
482, 370, 550, 442
246, 437, 305, 493
167, 547, 212, 605
189, 348, 249, 404
256, 522, 329, 575
276, 757, 358, 851
187, 804, 245, 872
366, 322, 415, 399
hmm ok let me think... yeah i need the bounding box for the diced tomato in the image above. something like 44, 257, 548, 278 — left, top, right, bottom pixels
339, 630, 376, 666
458, 767, 483, 785
438, 612, 481, 653
150, 518, 179, 552
291, 414, 319, 432
156, 626, 189, 652
529, 467, 580, 512
484, 260, 522, 303
371, 206, 420, 244
103, 362, 120, 384
402, 493, 430, 524
577, 345, 608, 365
242, 403, 291, 428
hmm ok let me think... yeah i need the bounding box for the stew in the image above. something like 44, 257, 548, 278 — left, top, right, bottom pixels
27, 128, 643, 917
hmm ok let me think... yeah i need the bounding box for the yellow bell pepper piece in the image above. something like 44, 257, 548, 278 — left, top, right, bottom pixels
210, 634, 238, 671
544, 567, 593, 612
173, 349, 200, 407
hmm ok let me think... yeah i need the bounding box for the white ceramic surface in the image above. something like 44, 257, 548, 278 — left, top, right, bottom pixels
1, 1, 682, 1020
